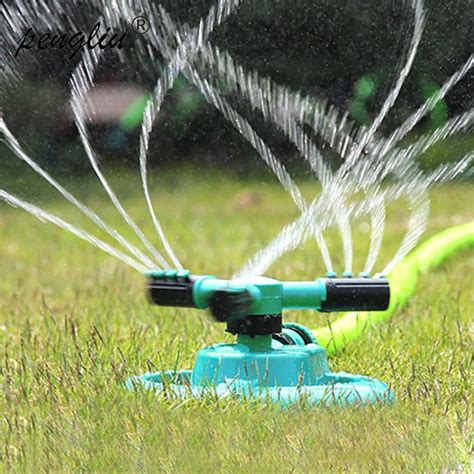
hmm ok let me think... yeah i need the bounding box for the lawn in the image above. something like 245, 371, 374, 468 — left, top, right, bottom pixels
0, 171, 472, 471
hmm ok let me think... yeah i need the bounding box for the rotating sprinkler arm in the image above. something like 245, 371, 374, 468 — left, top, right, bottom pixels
145, 270, 390, 321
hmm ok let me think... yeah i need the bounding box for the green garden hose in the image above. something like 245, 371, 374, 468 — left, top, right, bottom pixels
313, 222, 474, 355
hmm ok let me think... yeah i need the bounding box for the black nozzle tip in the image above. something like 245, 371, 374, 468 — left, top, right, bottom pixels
147, 274, 197, 307
209, 288, 253, 322
320, 277, 390, 312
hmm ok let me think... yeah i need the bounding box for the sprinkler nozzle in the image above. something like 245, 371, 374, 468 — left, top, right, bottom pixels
319, 277, 389, 312
147, 270, 197, 307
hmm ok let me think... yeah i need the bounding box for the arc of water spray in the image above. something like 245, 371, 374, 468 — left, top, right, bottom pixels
382, 151, 473, 275
344, 0, 425, 169
137, 0, 242, 271
363, 189, 386, 274
156, 16, 345, 258
378, 54, 474, 159
236, 152, 471, 278
314, 0, 425, 273
70, 34, 171, 269
197, 44, 357, 175
239, 53, 474, 277
87, 0, 243, 271
2, 0, 472, 277
93, 0, 375, 275
0, 117, 157, 270
346, 109, 472, 273
148, 5, 306, 212
358, 110, 473, 273
0, 190, 147, 273
155, 5, 337, 272
167, 0, 425, 276
2, 0, 175, 271
213, 0, 465, 277
198, 0, 425, 275
200, 45, 370, 272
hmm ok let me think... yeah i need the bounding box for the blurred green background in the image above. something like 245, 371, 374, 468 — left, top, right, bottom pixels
1, 0, 472, 176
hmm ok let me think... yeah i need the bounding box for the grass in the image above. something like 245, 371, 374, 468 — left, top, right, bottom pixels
0, 171, 472, 471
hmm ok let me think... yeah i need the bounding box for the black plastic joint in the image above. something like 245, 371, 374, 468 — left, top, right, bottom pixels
209, 289, 253, 322
226, 315, 282, 336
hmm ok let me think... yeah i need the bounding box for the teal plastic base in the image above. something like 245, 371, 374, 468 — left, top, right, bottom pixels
125, 325, 394, 407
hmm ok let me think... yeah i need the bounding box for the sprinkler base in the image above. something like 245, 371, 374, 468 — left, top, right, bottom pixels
125, 323, 394, 407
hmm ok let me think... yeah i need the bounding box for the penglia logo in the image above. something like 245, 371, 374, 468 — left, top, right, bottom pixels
14, 21, 128, 59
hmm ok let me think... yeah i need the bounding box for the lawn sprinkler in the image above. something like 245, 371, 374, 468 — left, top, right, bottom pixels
126, 269, 394, 407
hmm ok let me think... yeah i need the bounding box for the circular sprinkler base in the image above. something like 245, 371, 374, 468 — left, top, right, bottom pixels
125, 370, 393, 407
125, 324, 394, 407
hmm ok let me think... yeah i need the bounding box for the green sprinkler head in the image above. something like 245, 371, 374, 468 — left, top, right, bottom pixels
145, 270, 389, 333
133, 269, 392, 403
